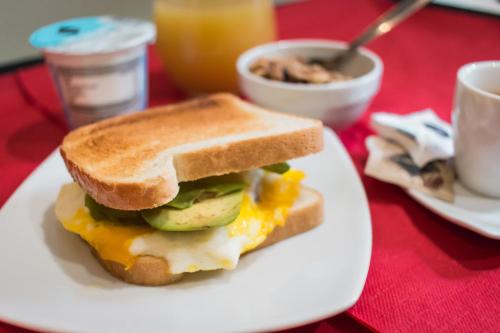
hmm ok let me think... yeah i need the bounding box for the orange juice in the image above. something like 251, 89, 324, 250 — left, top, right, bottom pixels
154, 0, 276, 94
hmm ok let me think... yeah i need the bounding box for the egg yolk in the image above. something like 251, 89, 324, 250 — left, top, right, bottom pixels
61, 210, 152, 269
60, 169, 304, 271
227, 169, 304, 252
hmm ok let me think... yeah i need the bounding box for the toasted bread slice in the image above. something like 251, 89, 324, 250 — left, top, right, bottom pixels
61, 94, 323, 211
93, 187, 323, 286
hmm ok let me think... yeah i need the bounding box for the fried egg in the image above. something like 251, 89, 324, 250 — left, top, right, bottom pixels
55, 170, 304, 275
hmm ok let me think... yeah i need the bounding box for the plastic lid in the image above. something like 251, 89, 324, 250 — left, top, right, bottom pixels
29, 16, 156, 54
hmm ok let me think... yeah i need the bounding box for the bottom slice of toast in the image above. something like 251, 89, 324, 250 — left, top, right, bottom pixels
93, 187, 323, 286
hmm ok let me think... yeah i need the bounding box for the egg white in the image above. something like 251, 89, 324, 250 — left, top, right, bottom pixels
55, 171, 274, 275
130, 223, 256, 274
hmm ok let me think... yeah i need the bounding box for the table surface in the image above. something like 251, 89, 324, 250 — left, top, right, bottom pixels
1, 0, 500, 332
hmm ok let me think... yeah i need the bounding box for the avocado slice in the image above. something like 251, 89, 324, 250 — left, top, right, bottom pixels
84, 179, 245, 226
166, 182, 245, 209
85, 195, 143, 224
262, 162, 290, 174
141, 190, 244, 231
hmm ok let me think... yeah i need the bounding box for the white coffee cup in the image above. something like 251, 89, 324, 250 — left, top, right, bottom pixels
453, 61, 500, 197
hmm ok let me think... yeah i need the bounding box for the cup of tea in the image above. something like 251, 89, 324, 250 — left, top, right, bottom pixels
453, 61, 500, 197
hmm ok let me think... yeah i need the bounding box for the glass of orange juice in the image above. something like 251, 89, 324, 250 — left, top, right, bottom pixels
154, 0, 276, 95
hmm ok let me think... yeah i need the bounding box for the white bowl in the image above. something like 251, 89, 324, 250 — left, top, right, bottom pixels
237, 39, 383, 129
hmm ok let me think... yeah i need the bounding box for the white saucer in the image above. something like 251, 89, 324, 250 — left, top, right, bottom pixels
408, 181, 500, 239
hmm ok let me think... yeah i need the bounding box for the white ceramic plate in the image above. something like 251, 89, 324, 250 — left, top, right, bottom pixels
408, 181, 500, 239
0, 128, 371, 333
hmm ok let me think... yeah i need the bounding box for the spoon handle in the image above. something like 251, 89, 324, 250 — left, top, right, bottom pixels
331, 0, 432, 69
349, 0, 432, 51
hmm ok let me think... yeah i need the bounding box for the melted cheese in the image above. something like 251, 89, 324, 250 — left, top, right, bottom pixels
64, 210, 151, 269
54, 169, 304, 274
55, 184, 152, 269
227, 169, 304, 252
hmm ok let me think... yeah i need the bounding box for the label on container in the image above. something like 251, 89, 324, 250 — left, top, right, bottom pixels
67, 70, 137, 107
56, 57, 140, 108
49, 55, 147, 127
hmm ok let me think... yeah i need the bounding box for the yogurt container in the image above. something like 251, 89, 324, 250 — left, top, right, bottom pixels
30, 16, 156, 128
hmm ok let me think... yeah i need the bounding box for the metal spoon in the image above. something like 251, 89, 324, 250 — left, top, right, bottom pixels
318, 0, 433, 71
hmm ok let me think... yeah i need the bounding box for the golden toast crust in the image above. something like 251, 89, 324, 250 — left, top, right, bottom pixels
61, 94, 323, 210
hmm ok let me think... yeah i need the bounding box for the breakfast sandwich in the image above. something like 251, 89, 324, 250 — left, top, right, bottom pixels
55, 93, 324, 285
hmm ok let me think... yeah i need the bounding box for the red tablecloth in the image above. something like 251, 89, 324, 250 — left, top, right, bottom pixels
1, 1, 499, 332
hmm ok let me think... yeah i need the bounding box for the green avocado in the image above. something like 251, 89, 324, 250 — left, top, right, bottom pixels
84, 195, 143, 224
262, 162, 290, 174
141, 190, 244, 231
165, 182, 245, 209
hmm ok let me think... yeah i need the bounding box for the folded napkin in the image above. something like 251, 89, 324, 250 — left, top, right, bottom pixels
365, 110, 455, 202
371, 110, 454, 167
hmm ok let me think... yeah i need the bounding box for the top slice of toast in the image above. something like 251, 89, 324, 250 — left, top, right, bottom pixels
61, 94, 323, 210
